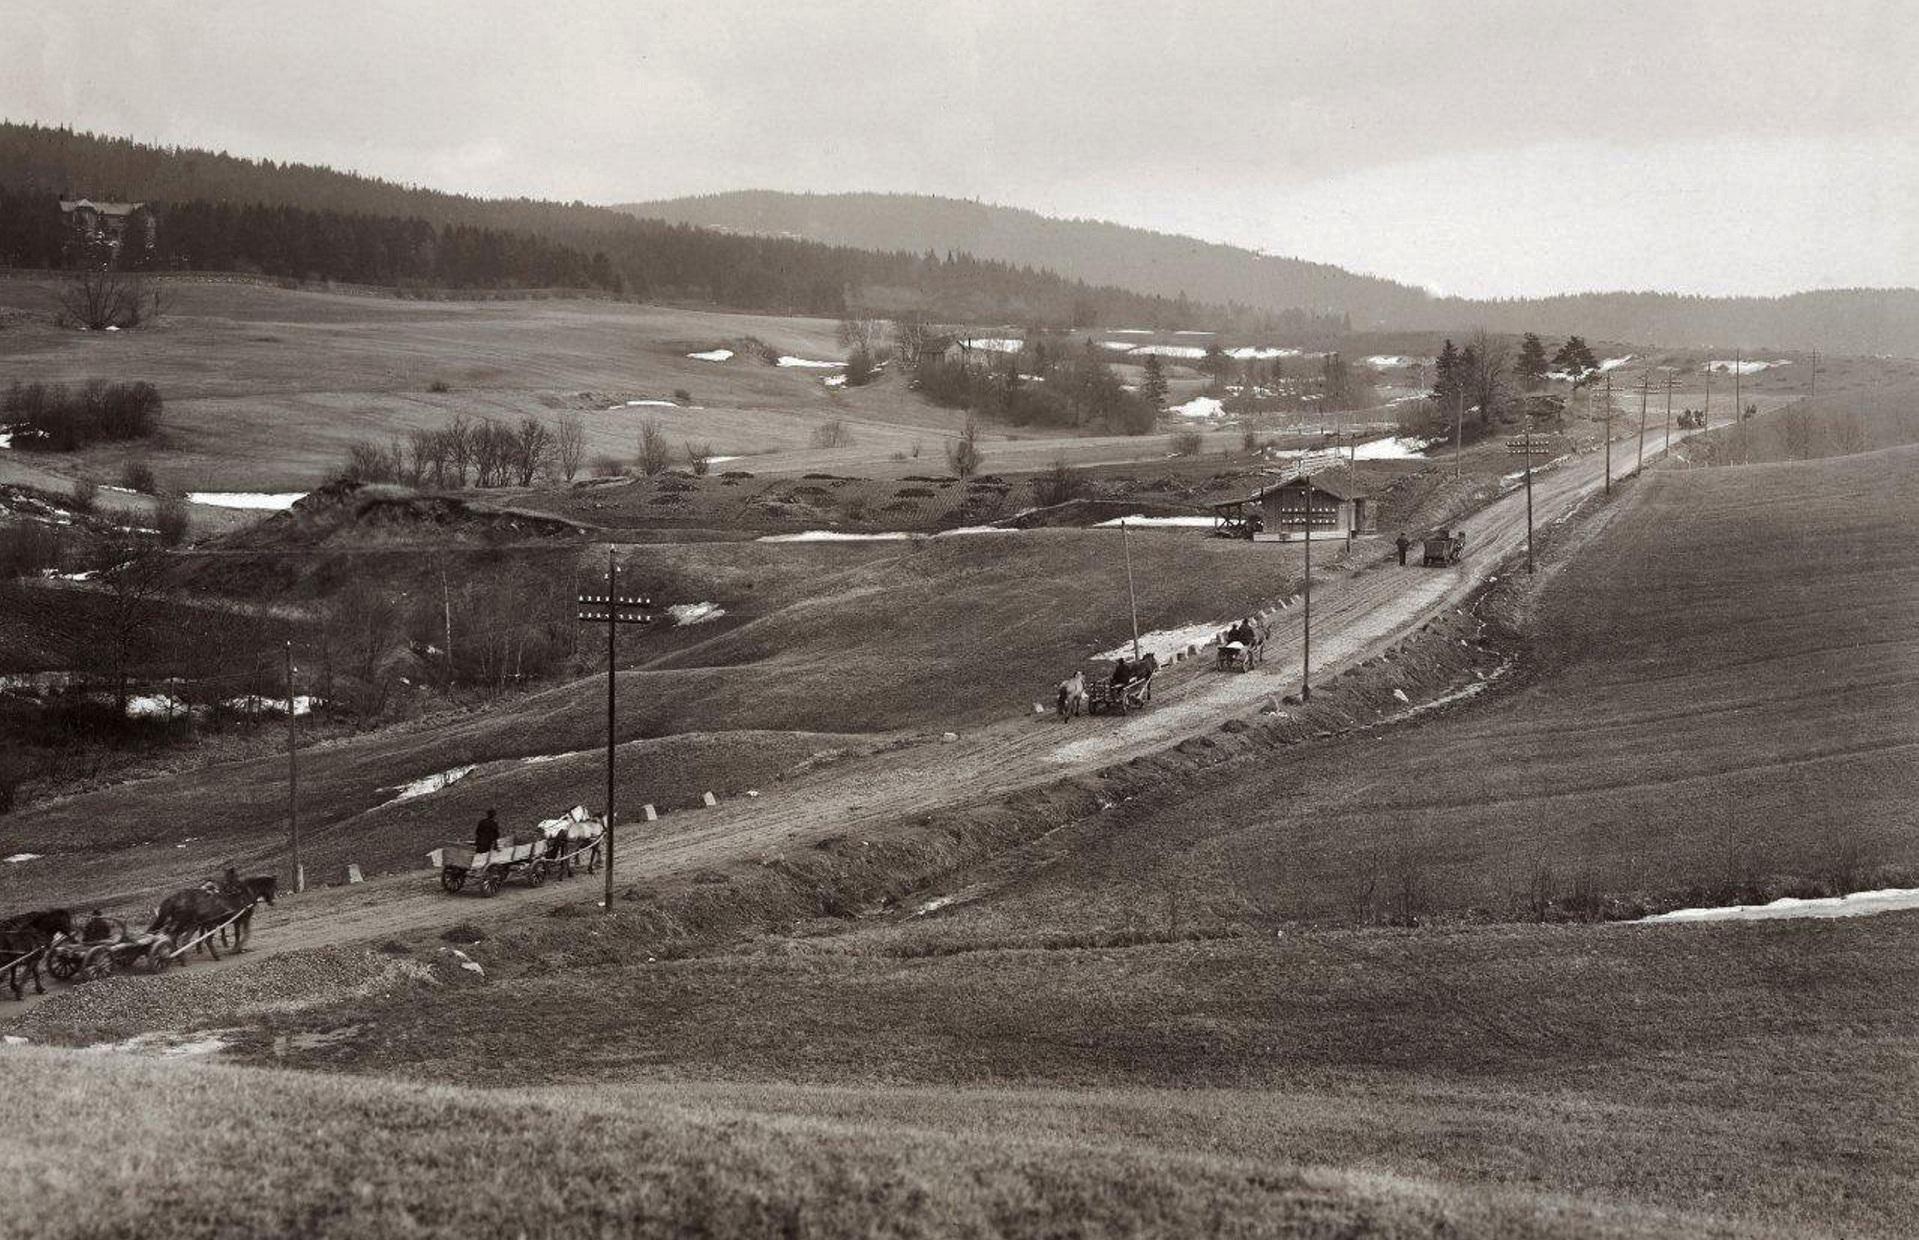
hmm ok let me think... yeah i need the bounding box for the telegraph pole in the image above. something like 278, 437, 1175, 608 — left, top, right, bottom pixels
1603, 376, 1614, 495
285, 641, 302, 894
1523, 407, 1535, 574
576, 551, 652, 913
1301, 475, 1313, 702
1699, 362, 1711, 469
1453, 388, 1463, 480
1120, 519, 1141, 660
1636, 371, 1651, 477
1663, 371, 1675, 461
1733, 349, 1744, 465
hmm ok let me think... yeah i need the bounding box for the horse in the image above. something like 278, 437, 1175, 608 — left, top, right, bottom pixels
1055, 671, 1086, 720
0, 912, 66, 1000
149, 883, 253, 962
213, 876, 277, 949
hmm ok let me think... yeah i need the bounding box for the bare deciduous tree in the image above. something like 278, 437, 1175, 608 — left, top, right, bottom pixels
809, 418, 854, 449
554, 413, 586, 481
683, 440, 714, 476
947, 417, 984, 478
512, 416, 554, 486
636, 419, 672, 476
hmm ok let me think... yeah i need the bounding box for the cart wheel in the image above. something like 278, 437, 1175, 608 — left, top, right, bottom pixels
527, 860, 548, 888
146, 940, 174, 973
47, 951, 79, 982
478, 867, 504, 897
86, 951, 115, 982
441, 867, 467, 894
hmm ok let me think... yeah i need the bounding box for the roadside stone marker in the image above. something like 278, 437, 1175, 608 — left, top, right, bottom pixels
642, 804, 658, 822
702, 791, 718, 807
347, 864, 363, 884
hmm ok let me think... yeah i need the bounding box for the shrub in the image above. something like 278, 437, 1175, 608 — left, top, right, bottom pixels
0, 522, 63, 579
810, 419, 854, 449
153, 495, 191, 546
589, 454, 624, 477
120, 460, 158, 495
636, 420, 672, 476
683, 441, 714, 476
947, 419, 984, 478
673, 388, 692, 403
70, 477, 98, 513
844, 347, 875, 387
5, 380, 163, 451
428, 379, 452, 393
1169, 427, 1204, 456
1031, 458, 1089, 508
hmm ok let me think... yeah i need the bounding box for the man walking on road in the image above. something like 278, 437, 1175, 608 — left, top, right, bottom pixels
1395, 532, 1411, 566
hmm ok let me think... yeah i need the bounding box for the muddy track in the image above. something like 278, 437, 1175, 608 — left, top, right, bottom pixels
0, 420, 1721, 1018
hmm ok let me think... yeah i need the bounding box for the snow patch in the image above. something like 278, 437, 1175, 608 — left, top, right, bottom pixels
687, 349, 734, 362
777, 356, 842, 369
1095, 515, 1217, 528
822, 374, 846, 388
617, 399, 678, 408
385, 764, 476, 803
1364, 355, 1414, 368
1707, 358, 1791, 375
961, 337, 1023, 353
224, 694, 319, 715
1225, 346, 1301, 360
757, 530, 914, 543
1351, 435, 1437, 460
668, 601, 726, 625
1641, 888, 1919, 924
126, 694, 190, 718
1171, 396, 1225, 419
4, 854, 41, 864
1128, 345, 1207, 359
1598, 355, 1635, 371
188, 492, 306, 511
1092, 620, 1232, 665
1099, 341, 1139, 352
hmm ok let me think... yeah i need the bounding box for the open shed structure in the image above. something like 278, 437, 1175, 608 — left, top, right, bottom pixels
1212, 469, 1375, 542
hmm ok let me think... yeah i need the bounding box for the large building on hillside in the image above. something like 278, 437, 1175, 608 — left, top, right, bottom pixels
59, 198, 156, 263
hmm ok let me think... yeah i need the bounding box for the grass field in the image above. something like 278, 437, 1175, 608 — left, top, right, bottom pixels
0, 527, 1313, 905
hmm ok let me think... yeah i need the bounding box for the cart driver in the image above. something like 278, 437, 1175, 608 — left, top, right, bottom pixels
475, 808, 501, 855
83, 909, 114, 943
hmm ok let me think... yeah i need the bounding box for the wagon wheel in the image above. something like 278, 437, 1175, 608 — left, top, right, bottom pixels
46, 950, 80, 982
145, 939, 174, 973
526, 860, 548, 888
85, 950, 115, 982
478, 866, 504, 897
441, 867, 468, 894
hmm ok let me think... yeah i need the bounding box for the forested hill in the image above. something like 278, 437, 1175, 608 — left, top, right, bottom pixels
0, 122, 1333, 334
623, 191, 1432, 324
626, 190, 1919, 357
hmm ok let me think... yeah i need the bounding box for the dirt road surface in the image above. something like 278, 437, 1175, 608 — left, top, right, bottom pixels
0, 417, 1720, 1021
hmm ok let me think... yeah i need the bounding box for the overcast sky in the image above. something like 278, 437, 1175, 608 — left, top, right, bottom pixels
6, 0, 1915, 298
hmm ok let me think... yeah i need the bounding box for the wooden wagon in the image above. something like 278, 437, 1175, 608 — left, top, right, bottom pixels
1215, 622, 1268, 672
431, 841, 546, 897
46, 922, 175, 982
1086, 659, 1157, 715
1422, 530, 1464, 566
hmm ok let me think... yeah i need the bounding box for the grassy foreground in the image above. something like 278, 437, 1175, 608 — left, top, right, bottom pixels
1, 1045, 1723, 1240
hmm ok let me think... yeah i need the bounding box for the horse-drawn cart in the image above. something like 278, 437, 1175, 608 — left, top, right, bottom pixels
1215, 622, 1268, 672
1087, 656, 1157, 716
431, 813, 603, 897
46, 922, 175, 982
1422, 529, 1465, 566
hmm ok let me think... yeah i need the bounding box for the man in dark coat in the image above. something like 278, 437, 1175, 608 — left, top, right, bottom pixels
1395, 532, 1411, 566
1111, 657, 1132, 688
475, 809, 500, 854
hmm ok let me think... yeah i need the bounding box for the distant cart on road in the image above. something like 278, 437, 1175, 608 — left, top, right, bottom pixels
1422, 529, 1465, 567
1086, 655, 1158, 715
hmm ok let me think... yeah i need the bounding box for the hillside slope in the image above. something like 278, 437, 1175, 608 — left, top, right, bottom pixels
625, 190, 1919, 355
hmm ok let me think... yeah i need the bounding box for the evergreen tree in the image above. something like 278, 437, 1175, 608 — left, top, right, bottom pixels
1515, 332, 1549, 389
1551, 335, 1600, 384
1140, 354, 1168, 407
1430, 339, 1463, 409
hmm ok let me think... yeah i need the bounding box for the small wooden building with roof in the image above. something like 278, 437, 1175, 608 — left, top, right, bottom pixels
1211, 468, 1375, 542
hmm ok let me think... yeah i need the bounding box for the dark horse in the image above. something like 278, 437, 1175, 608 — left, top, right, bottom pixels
149, 880, 254, 962
0, 910, 71, 1000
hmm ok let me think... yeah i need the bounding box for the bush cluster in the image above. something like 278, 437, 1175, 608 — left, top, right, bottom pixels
3, 381, 163, 451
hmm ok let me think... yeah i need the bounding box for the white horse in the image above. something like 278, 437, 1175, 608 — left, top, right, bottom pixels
1055, 671, 1086, 720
